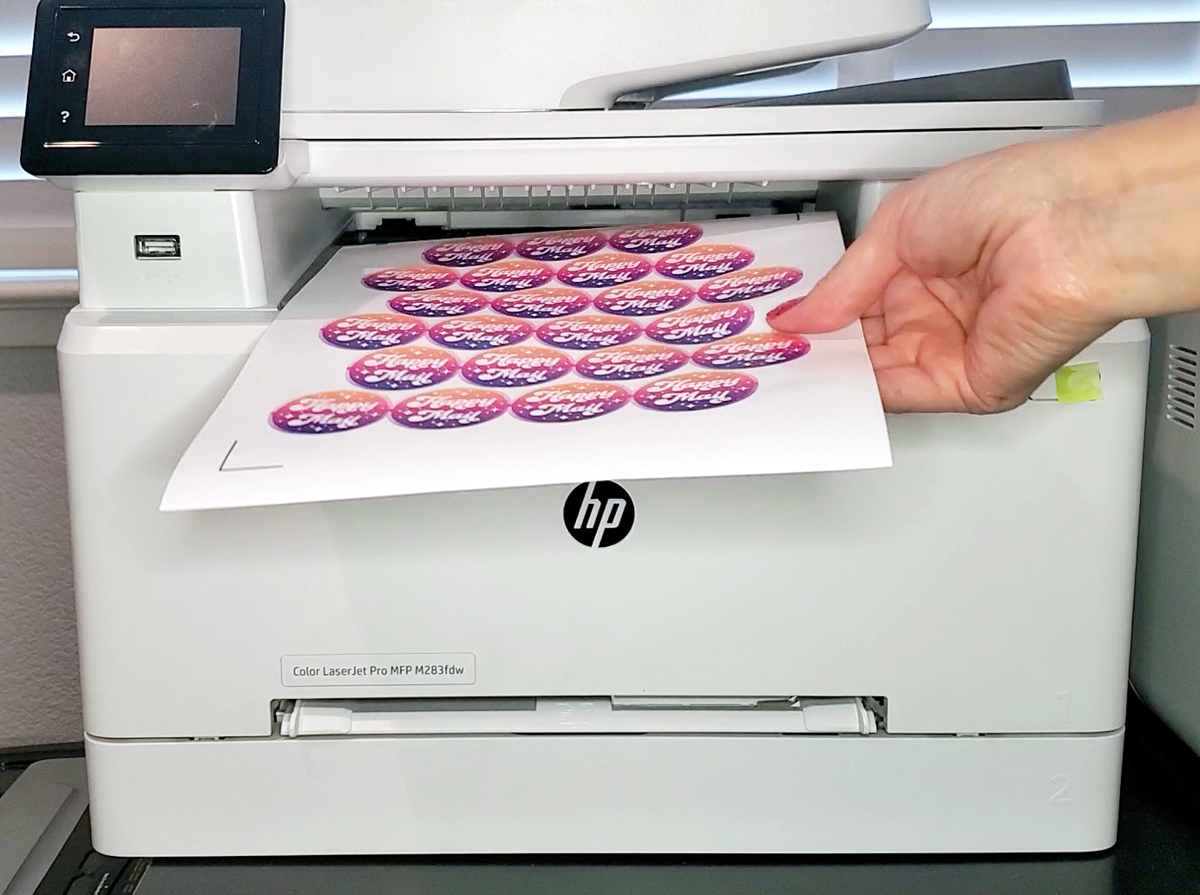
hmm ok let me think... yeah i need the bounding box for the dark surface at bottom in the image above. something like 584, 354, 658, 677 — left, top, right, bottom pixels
14, 690, 1200, 895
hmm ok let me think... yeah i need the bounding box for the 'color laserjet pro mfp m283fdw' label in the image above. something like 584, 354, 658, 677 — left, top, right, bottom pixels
282, 653, 476, 686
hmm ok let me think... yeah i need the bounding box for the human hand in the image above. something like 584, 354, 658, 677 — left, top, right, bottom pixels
767, 107, 1200, 413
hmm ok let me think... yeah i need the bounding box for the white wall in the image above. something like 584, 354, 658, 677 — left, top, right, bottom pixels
0, 347, 77, 748
0, 0, 78, 747
0, 2, 1198, 748
0, 176, 77, 750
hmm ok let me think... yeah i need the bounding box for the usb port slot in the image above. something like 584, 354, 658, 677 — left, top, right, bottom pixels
135, 235, 181, 260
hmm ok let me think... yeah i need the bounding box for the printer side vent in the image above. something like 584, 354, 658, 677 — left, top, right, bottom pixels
1166, 344, 1198, 430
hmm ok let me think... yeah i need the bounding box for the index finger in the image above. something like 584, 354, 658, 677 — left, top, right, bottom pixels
768, 201, 905, 334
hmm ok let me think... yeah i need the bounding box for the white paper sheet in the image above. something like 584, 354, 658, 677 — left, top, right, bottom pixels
162, 215, 891, 511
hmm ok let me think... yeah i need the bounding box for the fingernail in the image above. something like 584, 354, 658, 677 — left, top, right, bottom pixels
766, 297, 803, 322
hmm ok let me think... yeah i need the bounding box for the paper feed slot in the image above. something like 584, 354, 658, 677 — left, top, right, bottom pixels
277, 697, 880, 737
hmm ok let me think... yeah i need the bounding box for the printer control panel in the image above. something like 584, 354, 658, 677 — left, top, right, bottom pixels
21, 0, 284, 176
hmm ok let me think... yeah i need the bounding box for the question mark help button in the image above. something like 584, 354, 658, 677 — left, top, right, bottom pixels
60, 110, 70, 123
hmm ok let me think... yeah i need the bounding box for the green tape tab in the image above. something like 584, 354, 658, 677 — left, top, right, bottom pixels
1055, 362, 1103, 404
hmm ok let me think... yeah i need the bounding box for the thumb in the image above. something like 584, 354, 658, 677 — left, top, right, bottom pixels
767, 214, 902, 334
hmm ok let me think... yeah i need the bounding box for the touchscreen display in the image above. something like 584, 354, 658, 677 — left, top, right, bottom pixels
85, 27, 241, 126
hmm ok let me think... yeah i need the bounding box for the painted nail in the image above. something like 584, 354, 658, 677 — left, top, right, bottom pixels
766, 297, 803, 321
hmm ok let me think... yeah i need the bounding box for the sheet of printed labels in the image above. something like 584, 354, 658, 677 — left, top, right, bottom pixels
161, 214, 892, 511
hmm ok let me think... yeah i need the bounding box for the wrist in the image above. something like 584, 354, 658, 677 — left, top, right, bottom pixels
1035, 108, 1200, 322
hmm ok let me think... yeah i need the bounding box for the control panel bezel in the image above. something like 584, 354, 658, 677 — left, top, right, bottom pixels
21, 0, 284, 176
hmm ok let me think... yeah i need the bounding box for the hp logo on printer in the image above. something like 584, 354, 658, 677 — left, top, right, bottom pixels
564, 481, 635, 548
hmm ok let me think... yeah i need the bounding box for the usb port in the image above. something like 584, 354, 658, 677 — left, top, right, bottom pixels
135, 235, 181, 260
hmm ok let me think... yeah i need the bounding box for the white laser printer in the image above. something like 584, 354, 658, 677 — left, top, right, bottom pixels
21, 0, 1149, 855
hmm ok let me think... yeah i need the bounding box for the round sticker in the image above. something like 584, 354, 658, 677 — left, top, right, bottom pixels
644, 304, 754, 345
608, 222, 704, 254
536, 315, 643, 352
387, 289, 490, 317
347, 346, 460, 391
516, 230, 607, 262
362, 266, 459, 292
691, 332, 811, 370
697, 266, 803, 303
320, 313, 426, 350
422, 236, 514, 267
655, 244, 755, 280
461, 346, 573, 388
461, 259, 555, 293
270, 390, 390, 434
428, 315, 534, 351
511, 382, 631, 423
634, 371, 758, 412
490, 286, 591, 319
575, 344, 690, 382
593, 281, 695, 317
557, 253, 653, 289
392, 387, 509, 430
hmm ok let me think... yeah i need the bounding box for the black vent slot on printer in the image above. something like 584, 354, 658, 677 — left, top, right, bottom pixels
1167, 345, 1199, 430
617, 60, 1073, 110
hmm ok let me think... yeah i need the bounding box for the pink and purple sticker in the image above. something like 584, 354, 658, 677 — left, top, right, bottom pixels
691, 332, 811, 370
392, 387, 509, 430
608, 222, 703, 254
422, 236, 514, 267
634, 371, 758, 412
270, 390, 390, 434
593, 280, 695, 317
461, 259, 556, 293
490, 286, 591, 319
644, 304, 754, 345
516, 230, 607, 262
428, 315, 534, 351
320, 313, 426, 350
575, 344, 690, 382
698, 266, 803, 303
460, 346, 573, 388
535, 315, 643, 352
387, 288, 490, 317
347, 346, 460, 391
655, 244, 755, 280
362, 265, 459, 292
511, 381, 631, 423
556, 253, 653, 289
